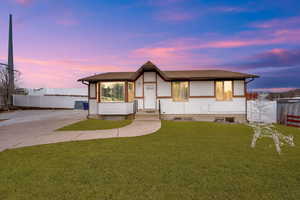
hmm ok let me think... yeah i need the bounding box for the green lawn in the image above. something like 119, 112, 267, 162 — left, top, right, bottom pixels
1, 121, 300, 200
56, 119, 132, 131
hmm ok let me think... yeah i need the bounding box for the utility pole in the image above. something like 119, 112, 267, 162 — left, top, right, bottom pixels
8, 14, 14, 107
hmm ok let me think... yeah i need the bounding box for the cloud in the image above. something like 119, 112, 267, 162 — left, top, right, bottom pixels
236, 48, 300, 70
55, 10, 79, 26
56, 18, 78, 26
133, 47, 178, 58
15, 0, 33, 5
130, 40, 220, 68
147, 0, 185, 7
12, 57, 130, 88
130, 27, 300, 56
213, 6, 248, 13
155, 10, 197, 22
152, 5, 250, 23
15, 57, 124, 73
250, 16, 300, 29
140, 26, 300, 53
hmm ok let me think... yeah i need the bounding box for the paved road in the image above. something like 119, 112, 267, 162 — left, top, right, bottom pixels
0, 110, 161, 152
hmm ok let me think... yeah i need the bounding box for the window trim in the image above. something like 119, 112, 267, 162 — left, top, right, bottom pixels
215, 80, 233, 101
171, 81, 189, 102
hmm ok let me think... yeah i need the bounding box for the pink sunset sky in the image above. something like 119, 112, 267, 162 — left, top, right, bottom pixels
0, 0, 300, 92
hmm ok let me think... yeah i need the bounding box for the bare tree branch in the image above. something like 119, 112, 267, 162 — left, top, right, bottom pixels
0, 65, 20, 110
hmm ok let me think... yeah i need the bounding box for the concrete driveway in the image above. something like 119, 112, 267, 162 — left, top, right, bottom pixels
0, 110, 161, 152
0, 110, 87, 151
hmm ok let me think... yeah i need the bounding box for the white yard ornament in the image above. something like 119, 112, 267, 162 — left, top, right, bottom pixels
248, 93, 295, 154
248, 123, 295, 154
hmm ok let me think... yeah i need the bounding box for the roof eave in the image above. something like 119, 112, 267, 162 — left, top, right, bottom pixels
78, 78, 133, 82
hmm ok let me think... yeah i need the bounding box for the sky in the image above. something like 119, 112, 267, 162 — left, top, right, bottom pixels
0, 0, 300, 92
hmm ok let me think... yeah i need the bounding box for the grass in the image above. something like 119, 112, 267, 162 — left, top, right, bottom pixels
56, 119, 132, 131
0, 121, 300, 200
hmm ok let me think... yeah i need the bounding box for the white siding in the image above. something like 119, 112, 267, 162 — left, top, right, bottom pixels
89, 99, 98, 115
98, 102, 134, 115
233, 80, 245, 96
135, 75, 143, 97
190, 81, 214, 96
143, 72, 156, 82
135, 98, 144, 110
160, 98, 246, 115
157, 75, 171, 97
89, 83, 96, 98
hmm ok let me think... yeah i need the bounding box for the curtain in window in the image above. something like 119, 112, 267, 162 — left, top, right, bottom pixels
216, 81, 232, 101
100, 82, 125, 102
172, 82, 189, 101
216, 81, 224, 101
223, 81, 232, 101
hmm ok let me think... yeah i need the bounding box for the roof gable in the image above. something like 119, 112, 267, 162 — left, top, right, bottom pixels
131, 61, 169, 80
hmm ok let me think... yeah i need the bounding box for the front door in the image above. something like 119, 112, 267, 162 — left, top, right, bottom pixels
144, 83, 156, 110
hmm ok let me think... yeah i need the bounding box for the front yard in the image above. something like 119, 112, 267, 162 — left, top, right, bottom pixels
0, 121, 299, 200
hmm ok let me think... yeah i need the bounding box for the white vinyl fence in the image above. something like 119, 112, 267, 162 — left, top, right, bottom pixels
13, 95, 88, 109
247, 100, 277, 123
27, 88, 87, 96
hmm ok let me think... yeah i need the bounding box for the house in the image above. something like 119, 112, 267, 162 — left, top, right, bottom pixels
78, 61, 259, 122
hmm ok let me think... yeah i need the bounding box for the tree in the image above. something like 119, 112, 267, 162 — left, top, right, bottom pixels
0, 64, 20, 110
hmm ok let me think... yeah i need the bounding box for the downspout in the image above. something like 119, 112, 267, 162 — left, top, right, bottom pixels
81, 81, 89, 118
245, 78, 255, 84
81, 81, 88, 86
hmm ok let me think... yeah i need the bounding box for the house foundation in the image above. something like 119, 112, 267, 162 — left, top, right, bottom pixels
160, 114, 247, 123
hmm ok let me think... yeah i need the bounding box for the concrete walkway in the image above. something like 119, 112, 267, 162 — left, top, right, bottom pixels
0, 110, 161, 152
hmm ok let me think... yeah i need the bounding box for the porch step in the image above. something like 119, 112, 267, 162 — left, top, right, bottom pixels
136, 110, 159, 115
135, 110, 160, 121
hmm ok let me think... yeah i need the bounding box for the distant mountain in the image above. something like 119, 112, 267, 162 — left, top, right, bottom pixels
267, 89, 300, 100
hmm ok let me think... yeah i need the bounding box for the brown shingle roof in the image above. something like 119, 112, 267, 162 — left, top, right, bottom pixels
163, 70, 258, 80
79, 72, 135, 81
78, 61, 259, 82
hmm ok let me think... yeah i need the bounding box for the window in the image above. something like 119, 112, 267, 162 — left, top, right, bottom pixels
100, 82, 125, 102
216, 81, 232, 101
172, 81, 189, 102
128, 82, 134, 102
